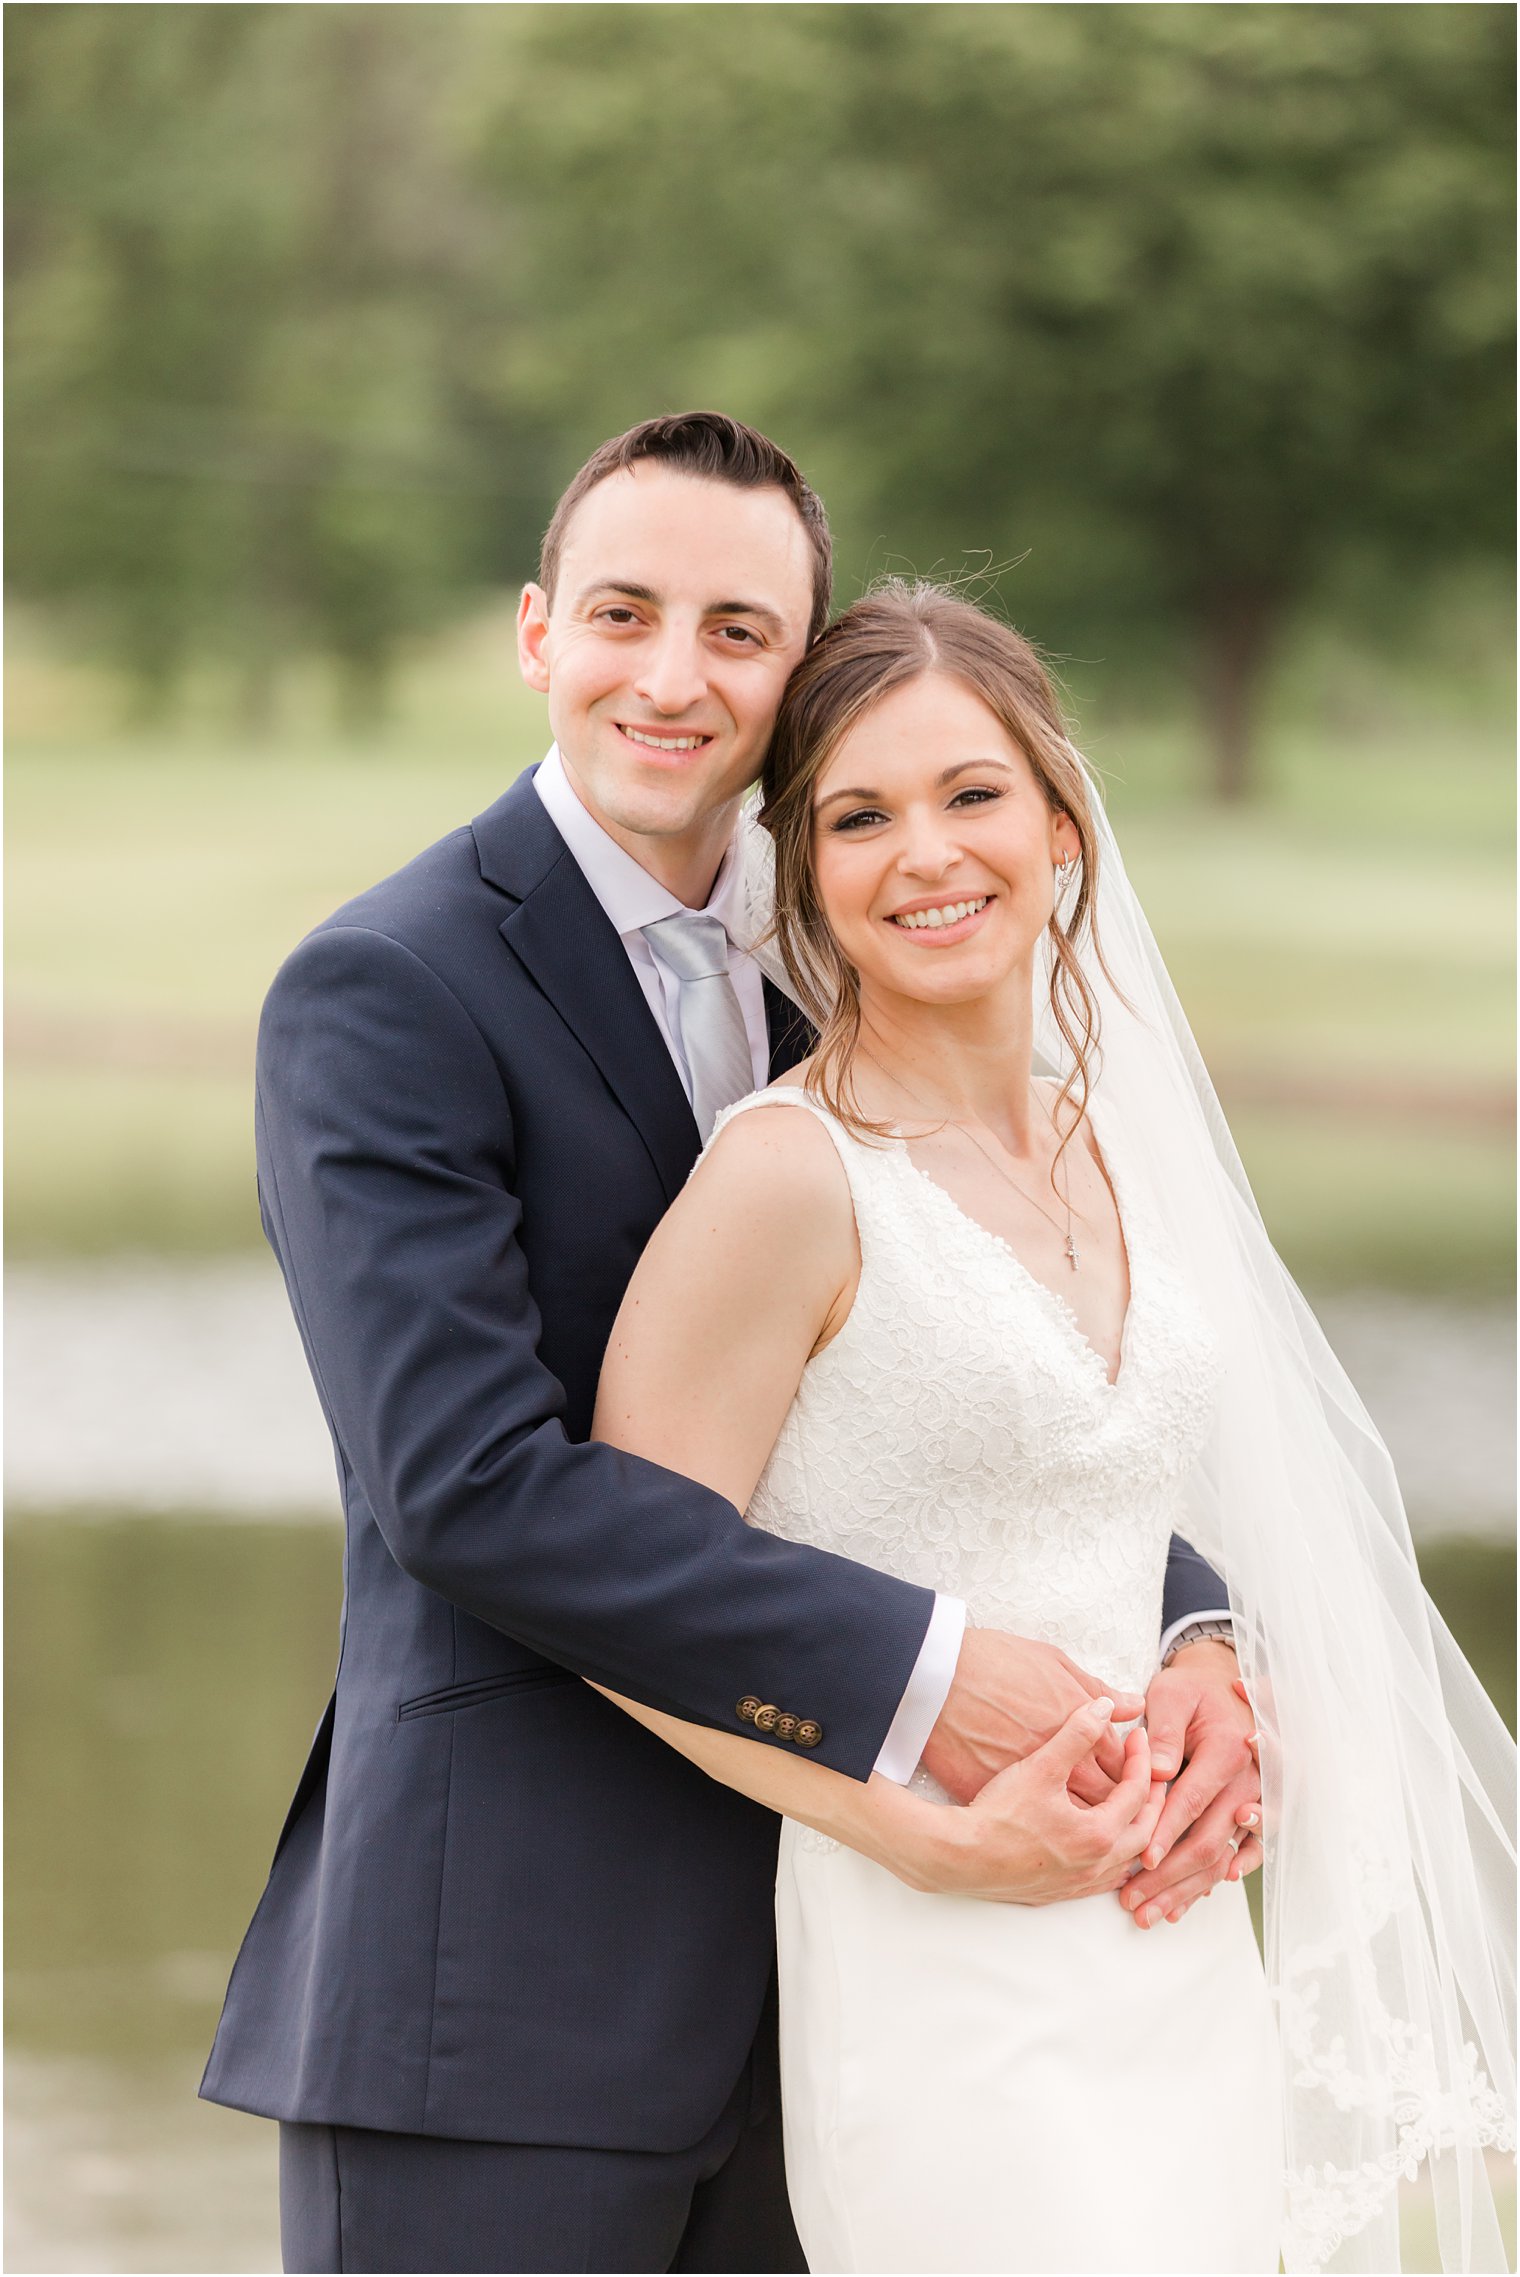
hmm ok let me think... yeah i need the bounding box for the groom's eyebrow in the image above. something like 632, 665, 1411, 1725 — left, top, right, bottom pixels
708, 596, 786, 631
572, 579, 661, 609
815, 757, 1017, 809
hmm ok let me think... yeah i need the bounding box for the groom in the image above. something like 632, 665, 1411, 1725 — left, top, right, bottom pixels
202, 411, 1259, 2274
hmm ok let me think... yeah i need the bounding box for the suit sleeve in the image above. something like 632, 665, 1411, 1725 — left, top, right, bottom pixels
1161, 1534, 1231, 1635
255, 922, 935, 1782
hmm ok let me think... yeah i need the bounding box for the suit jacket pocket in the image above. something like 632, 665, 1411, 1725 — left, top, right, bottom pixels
397, 1667, 578, 1722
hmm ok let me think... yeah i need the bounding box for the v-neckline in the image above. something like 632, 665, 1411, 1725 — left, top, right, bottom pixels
893, 1115, 1136, 1393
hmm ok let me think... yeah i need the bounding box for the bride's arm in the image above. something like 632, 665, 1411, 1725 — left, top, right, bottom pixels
596, 1689, 956, 1889
592, 1102, 1163, 1902
593, 1106, 929, 1871
595, 1103, 857, 1530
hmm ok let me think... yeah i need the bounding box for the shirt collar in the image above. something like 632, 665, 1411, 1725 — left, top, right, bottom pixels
532, 745, 746, 943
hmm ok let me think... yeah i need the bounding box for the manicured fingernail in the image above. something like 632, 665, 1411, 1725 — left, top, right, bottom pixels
1228, 1863, 1241, 1881
1139, 1905, 1159, 1928
1150, 1750, 1176, 1773
1246, 1731, 1260, 1747
1166, 1909, 1183, 1923
1093, 1697, 1114, 1716
1142, 1846, 1162, 1869
1241, 1811, 1260, 1827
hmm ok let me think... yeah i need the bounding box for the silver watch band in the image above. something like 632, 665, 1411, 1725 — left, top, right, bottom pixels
1162, 1616, 1236, 1668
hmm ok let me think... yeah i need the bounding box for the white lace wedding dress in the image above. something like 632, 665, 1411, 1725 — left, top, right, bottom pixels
719, 1088, 1283, 2275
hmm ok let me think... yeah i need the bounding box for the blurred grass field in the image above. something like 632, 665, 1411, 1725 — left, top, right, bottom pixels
7, 602, 1514, 1293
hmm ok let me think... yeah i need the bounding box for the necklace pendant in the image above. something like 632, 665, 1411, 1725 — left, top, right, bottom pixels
1065, 1233, 1081, 1272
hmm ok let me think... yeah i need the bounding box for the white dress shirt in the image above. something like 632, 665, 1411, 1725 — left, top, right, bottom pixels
533, 746, 773, 1091
533, 748, 965, 1782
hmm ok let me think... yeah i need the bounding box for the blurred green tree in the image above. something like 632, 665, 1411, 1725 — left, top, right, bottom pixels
5, 4, 524, 725
472, 2, 1514, 796
6, 4, 1513, 785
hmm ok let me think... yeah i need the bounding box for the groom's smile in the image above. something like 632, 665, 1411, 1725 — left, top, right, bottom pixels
517, 461, 814, 902
614, 723, 717, 757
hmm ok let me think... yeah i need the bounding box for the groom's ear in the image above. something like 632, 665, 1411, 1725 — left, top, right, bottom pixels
517, 584, 552, 693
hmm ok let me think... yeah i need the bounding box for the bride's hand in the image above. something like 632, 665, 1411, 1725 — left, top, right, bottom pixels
906, 1697, 1166, 1906
1115, 1646, 1261, 1929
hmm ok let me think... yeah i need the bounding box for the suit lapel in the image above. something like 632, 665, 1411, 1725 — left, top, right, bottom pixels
765, 977, 816, 1080
475, 776, 701, 1205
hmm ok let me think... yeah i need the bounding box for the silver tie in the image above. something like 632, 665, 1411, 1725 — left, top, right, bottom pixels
641, 910, 756, 1142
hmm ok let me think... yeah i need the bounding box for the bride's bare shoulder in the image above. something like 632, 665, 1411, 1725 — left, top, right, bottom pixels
687, 1079, 853, 1237
635, 1087, 859, 1323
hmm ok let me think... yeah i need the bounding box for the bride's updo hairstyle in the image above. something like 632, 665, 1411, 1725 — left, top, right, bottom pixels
759, 579, 1112, 1147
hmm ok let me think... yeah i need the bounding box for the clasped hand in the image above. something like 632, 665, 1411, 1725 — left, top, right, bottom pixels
916, 1630, 1261, 1914
903, 1694, 1166, 1905
1116, 1650, 1262, 1927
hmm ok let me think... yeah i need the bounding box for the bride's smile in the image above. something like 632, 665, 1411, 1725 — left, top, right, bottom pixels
884, 893, 990, 935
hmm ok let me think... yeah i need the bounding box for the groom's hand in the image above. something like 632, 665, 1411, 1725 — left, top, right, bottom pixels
921, 1630, 1145, 1807
1118, 1642, 1262, 1927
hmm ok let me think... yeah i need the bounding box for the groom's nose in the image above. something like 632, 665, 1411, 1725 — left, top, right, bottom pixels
632, 626, 709, 718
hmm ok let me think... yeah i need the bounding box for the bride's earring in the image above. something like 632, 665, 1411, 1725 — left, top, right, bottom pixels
1055, 855, 1076, 895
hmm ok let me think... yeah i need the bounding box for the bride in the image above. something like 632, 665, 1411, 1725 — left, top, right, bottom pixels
590, 583, 1515, 2274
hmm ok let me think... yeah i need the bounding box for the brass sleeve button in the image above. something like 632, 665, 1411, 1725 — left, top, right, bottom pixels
794, 1720, 823, 1749
736, 1697, 762, 1723
774, 1712, 799, 1741
752, 1703, 781, 1733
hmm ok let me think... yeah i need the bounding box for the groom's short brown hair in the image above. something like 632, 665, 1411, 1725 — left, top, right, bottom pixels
538, 411, 833, 643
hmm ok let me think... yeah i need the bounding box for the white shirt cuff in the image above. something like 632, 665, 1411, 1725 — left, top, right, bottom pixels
872, 1594, 967, 1784
1157, 1608, 1233, 1666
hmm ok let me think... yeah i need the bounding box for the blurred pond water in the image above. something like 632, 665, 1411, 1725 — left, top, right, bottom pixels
5, 1513, 1515, 2273
6, 1520, 338, 2273
7, 1264, 1515, 1538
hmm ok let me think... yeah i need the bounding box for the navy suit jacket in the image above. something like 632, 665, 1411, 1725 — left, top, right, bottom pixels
201, 769, 1228, 2152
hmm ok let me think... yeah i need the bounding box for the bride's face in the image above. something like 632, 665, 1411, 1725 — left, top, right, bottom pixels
810, 671, 1078, 1008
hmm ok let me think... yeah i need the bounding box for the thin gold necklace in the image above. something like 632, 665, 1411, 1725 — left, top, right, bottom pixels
862, 1053, 1083, 1272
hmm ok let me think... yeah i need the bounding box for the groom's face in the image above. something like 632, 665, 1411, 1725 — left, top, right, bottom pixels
517, 465, 814, 857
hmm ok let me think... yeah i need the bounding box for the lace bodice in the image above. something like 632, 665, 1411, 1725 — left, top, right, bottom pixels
713, 1087, 1221, 1706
